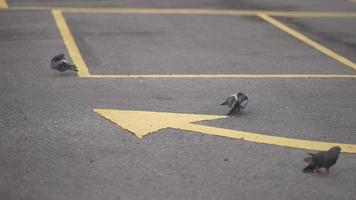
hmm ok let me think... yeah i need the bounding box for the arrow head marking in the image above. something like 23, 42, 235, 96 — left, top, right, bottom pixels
93, 109, 356, 153
94, 109, 227, 138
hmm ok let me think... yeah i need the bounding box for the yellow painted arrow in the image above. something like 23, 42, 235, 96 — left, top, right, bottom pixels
94, 109, 356, 153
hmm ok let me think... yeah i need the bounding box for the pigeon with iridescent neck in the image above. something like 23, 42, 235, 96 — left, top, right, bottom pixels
221, 92, 248, 116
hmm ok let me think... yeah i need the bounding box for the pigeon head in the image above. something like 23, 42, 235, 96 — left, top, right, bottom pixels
329, 146, 341, 154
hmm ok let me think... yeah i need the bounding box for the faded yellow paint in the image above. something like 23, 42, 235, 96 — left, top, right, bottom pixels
258, 14, 356, 70
0, 0, 8, 9
87, 74, 356, 78
183, 123, 356, 153
52, 10, 90, 77
7, 7, 356, 17
94, 109, 227, 138
94, 109, 356, 153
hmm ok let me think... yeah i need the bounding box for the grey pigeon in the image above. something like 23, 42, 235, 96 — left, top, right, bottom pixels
303, 146, 341, 174
221, 92, 248, 115
50, 53, 77, 72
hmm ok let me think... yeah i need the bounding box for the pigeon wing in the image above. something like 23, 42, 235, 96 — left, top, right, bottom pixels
51, 54, 65, 62
221, 97, 230, 106
303, 163, 317, 173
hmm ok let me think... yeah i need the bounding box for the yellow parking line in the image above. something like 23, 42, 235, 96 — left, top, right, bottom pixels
95, 109, 356, 153
0, 0, 8, 9
46, 8, 356, 78
51, 9, 90, 77
86, 74, 356, 78
258, 13, 356, 70
6, 6, 356, 17
267, 11, 356, 17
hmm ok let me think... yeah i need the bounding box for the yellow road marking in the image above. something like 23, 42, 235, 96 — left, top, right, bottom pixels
94, 109, 356, 153
51, 9, 90, 77
6, 7, 356, 17
258, 13, 356, 70
0, 0, 8, 9
95, 109, 227, 138
48, 7, 356, 78
86, 74, 356, 78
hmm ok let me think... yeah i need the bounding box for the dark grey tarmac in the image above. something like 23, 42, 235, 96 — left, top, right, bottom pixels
1, 1, 356, 200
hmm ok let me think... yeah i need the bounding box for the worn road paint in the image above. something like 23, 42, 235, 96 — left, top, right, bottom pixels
258, 14, 356, 70
94, 109, 227, 138
52, 10, 90, 77
7, 7, 356, 17
0, 0, 8, 9
94, 109, 356, 153
86, 74, 356, 78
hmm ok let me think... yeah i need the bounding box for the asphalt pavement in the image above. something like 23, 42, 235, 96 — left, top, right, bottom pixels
1, 0, 356, 200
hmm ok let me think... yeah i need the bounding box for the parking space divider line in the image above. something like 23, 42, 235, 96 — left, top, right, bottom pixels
51, 9, 90, 77
258, 13, 356, 70
45, 8, 356, 78
86, 74, 356, 78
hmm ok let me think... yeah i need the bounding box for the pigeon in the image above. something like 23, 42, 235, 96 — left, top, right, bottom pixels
303, 146, 341, 174
221, 92, 248, 115
50, 53, 78, 72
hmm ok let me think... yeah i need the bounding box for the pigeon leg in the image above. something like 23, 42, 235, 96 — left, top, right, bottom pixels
313, 169, 321, 174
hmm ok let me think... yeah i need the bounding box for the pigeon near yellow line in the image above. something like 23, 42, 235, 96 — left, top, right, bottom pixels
221, 92, 248, 115
303, 146, 341, 174
50, 53, 78, 73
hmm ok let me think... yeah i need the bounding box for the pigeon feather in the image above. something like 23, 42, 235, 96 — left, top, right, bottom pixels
303, 146, 341, 173
221, 92, 248, 115
50, 54, 78, 72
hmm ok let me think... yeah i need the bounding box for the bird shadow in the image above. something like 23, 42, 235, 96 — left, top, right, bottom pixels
227, 110, 250, 117
53, 72, 78, 77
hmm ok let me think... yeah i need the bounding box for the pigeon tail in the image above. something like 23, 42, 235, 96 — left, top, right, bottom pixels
221, 101, 228, 106
303, 164, 316, 173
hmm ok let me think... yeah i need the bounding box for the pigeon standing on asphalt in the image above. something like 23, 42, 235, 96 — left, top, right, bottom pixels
221, 92, 248, 115
50, 53, 78, 72
303, 146, 341, 174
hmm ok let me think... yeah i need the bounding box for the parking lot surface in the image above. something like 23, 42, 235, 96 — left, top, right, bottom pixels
1, 0, 356, 199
